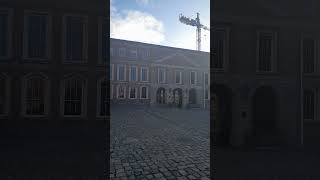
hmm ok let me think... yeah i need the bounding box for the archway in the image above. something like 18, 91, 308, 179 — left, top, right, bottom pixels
189, 88, 197, 104
251, 86, 278, 146
156, 87, 166, 104
212, 84, 232, 147
173, 88, 183, 108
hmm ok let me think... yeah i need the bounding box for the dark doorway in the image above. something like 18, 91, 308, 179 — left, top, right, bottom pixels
251, 86, 278, 146
156, 87, 166, 104
173, 88, 183, 108
212, 84, 232, 147
189, 88, 197, 104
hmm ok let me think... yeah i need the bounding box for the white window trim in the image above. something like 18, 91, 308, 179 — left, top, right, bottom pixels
21, 74, 50, 117
110, 64, 114, 81
256, 30, 277, 73
60, 75, 87, 118
119, 47, 126, 57
204, 88, 210, 100
140, 67, 149, 82
158, 68, 166, 84
0, 8, 13, 60
301, 33, 317, 74
175, 71, 182, 84
140, 86, 149, 99
204, 72, 209, 86
142, 48, 150, 59
128, 47, 138, 58
62, 14, 88, 63
98, 16, 108, 64
23, 10, 51, 61
117, 85, 126, 99
303, 89, 316, 121
96, 77, 108, 118
128, 87, 138, 99
190, 71, 197, 85
117, 64, 126, 81
0, 73, 10, 117
129, 65, 138, 82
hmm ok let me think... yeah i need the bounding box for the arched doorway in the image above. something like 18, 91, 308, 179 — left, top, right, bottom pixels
156, 87, 166, 104
173, 88, 183, 108
251, 86, 278, 146
212, 84, 232, 147
189, 88, 197, 104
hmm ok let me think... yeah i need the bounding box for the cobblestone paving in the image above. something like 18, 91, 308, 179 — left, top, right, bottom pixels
110, 105, 210, 180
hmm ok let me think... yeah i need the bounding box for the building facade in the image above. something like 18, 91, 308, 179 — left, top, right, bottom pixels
212, 0, 320, 148
110, 38, 210, 109
0, 0, 108, 125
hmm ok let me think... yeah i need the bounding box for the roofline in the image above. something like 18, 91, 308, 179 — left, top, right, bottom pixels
110, 38, 210, 54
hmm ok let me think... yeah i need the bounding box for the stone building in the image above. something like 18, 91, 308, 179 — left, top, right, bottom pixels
212, 0, 320, 148
110, 38, 210, 109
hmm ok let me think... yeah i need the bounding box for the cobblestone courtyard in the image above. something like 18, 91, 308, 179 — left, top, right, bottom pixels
110, 105, 210, 180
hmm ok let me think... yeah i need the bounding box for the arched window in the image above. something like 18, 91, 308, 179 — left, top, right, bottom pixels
140, 86, 148, 99
63, 76, 85, 116
98, 78, 108, 116
25, 75, 46, 115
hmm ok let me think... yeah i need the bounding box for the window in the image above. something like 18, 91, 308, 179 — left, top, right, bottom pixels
24, 12, 49, 59
110, 84, 113, 99
110, 48, 113, 57
190, 71, 196, 85
205, 89, 209, 100
64, 77, 84, 116
0, 76, 5, 115
204, 72, 209, 85
175, 71, 182, 84
64, 15, 87, 62
129, 87, 137, 99
98, 78, 108, 116
303, 37, 315, 73
25, 76, 45, 115
110, 64, 114, 80
117, 85, 126, 99
101, 17, 108, 63
142, 49, 150, 59
117, 65, 126, 81
119, 48, 126, 57
304, 90, 315, 120
257, 32, 275, 72
158, 68, 166, 83
128, 47, 138, 58
140, 86, 148, 99
0, 10, 9, 58
213, 30, 225, 69
129, 66, 137, 81
141, 67, 149, 82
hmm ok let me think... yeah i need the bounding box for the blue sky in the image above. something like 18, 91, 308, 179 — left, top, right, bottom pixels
110, 0, 210, 52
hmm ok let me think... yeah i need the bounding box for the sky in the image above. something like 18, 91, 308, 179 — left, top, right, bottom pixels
110, 0, 210, 52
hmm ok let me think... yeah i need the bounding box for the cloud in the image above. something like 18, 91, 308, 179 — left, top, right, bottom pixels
110, 9, 165, 44
135, 0, 152, 6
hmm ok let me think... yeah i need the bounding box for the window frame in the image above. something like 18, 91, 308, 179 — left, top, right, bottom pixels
175, 71, 182, 84
117, 64, 126, 81
140, 67, 149, 82
117, 85, 126, 99
212, 28, 227, 71
98, 16, 108, 65
128, 87, 138, 99
61, 75, 87, 118
129, 65, 138, 82
158, 67, 166, 84
96, 77, 108, 117
303, 89, 316, 121
140, 86, 149, 99
62, 14, 88, 63
190, 71, 197, 85
21, 74, 49, 117
256, 30, 278, 73
119, 47, 126, 57
0, 8, 13, 60
23, 10, 51, 61
301, 33, 317, 74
